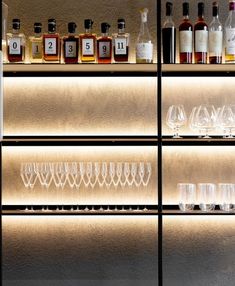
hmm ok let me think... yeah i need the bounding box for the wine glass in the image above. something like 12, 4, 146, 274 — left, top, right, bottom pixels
143, 162, 152, 187
166, 105, 187, 138
195, 105, 217, 138
124, 162, 131, 186
116, 162, 123, 187
218, 105, 235, 138
189, 106, 201, 137
130, 162, 137, 187
138, 162, 145, 187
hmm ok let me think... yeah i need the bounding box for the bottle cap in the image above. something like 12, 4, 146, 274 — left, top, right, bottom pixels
198, 2, 204, 16
183, 2, 189, 16
84, 19, 93, 29
101, 22, 110, 33
166, 2, 173, 16
34, 22, 42, 34
12, 18, 20, 30
212, 2, 219, 17
68, 22, 77, 33
48, 19, 56, 32
118, 18, 125, 29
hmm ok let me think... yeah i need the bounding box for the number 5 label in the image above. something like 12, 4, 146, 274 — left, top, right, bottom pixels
82, 39, 94, 56
45, 38, 57, 54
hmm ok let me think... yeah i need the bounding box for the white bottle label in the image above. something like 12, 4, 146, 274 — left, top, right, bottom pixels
136, 42, 153, 60
195, 30, 208, 52
32, 42, 42, 57
115, 38, 127, 55
179, 31, 193, 53
9, 38, 21, 55
99, 41, 111, 58
225, 28, 235, 54
82, 39, 94, 56
209, 30, 223, 54
65, 41, 77, 58
45, 38, 57, 54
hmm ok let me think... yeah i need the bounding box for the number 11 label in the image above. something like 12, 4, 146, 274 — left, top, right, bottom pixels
115, 38, 127, 55
82, 39, 94, 56
45, 38, 57, 54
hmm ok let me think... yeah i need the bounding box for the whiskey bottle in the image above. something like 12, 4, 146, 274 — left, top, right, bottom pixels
80, 19, 96, 63
209, 2, 223, 64
43, 19, 60, 62
113, 19, 129, 62
162, 2, 176, 64
194, 2, 208, 64
7, 19, 26, 63
179, 2, 193, 64
136, 8, 153, 64
29, 23, 43, 63
63, 22, 79, 64
97, 23, 112, 64
225, 0, 235, 63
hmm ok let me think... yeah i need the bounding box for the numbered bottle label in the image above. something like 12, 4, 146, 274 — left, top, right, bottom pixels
115, 38, 127, 55
209, 31, 223, 54
99, 42, 111, 58
180, 31, 193, 53
9, 38, 21, 55
136, 43, 153, 60
225, 28, 235, 54
32, 42, 42, 58
195, 30, 208, 53
82, 39, 94, 56
65, 41, 77, 58
45, 38, 57, 55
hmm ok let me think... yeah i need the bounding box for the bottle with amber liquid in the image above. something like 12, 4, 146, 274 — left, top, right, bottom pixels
209, 2, 223, 64
162, 2, 176, 64
194, 2, 208, 64
97, 23, 112, 64
7, 19, 25, 63
179, 2, 193, 64
80, 19, 96, 63
113, 19, 129, 63
225, 0, 235, 63
63, 22, 79, 64
43, 19, 60, 63
29, 23, 43, 63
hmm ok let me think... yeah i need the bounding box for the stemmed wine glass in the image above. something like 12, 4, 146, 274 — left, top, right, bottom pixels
166, 105, 187, 138
218, 105, 235, 138
195, 105, 217, 138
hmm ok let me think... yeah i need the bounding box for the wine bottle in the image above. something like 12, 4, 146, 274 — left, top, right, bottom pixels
225, 0, 235, 63
179, 2, 193, 64
162, 2, 176, 64
194, 2, 208, 64
209, 2, 223, 64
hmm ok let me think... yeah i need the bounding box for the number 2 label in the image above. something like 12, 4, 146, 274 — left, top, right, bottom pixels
45, 38, 57, 54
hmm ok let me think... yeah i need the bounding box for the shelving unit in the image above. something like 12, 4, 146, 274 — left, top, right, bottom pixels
1, 0, 235, 286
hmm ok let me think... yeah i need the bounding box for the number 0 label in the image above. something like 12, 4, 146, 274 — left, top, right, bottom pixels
9, 38, 21, 55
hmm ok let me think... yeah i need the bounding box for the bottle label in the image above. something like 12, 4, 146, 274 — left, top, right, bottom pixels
225, 28, 235, 54
9, 38, 21, 55
82, 39, 94, 56
45, 38, 57, 54
209, 30, 223, 54
229, 2, 235, 11
195, 30, 208, 52
179, 31, 192, 53
136, 42, 153, 60
65, 41, 77, 58
115, 38, 127, 55
32, 42, 42, 58
99, 41, 111, 58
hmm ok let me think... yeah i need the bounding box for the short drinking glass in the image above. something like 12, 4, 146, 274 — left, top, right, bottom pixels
178, 183, 196, 211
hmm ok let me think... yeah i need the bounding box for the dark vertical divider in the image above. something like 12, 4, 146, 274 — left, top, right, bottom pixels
1, 1, 3, 285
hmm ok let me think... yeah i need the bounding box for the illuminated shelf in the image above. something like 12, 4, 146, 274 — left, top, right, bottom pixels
162, 137, 235, 146
3, 63, 157, 75
163, 210, 235, 216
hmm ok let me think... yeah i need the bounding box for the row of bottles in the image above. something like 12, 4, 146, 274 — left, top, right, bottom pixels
5, 9, 153, 64
163, 1, 235, 64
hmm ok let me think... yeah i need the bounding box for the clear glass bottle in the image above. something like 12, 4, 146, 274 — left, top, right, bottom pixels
136, 8, 153, 64
29, 23, 43, 63
225, 0, 235, 63
162, 2, 176, 64
113, 19, 129, 63
63, 22, 79, 64
97, 23, 112, 64
7, 19, 26, 63
179, 2, 193, 64
43, 19, 60, 63
80, 19, 96, 63
209, 2, 223, 64
194, 2, 208, 64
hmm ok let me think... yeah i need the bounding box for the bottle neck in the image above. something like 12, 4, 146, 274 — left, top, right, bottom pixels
198, 14, 205, 21
85, 28, 92, 34
118, 28, 125, 34
12, 28, 19, 34
34, 33, 41, 38
183, 15, 189, 21
165, 15, 174, 23
102, 32, 108, 37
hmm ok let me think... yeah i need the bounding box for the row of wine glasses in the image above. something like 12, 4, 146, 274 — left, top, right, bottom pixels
178, 183, 235, 212
166, 104, 235, 138
20, 161, 152, 189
